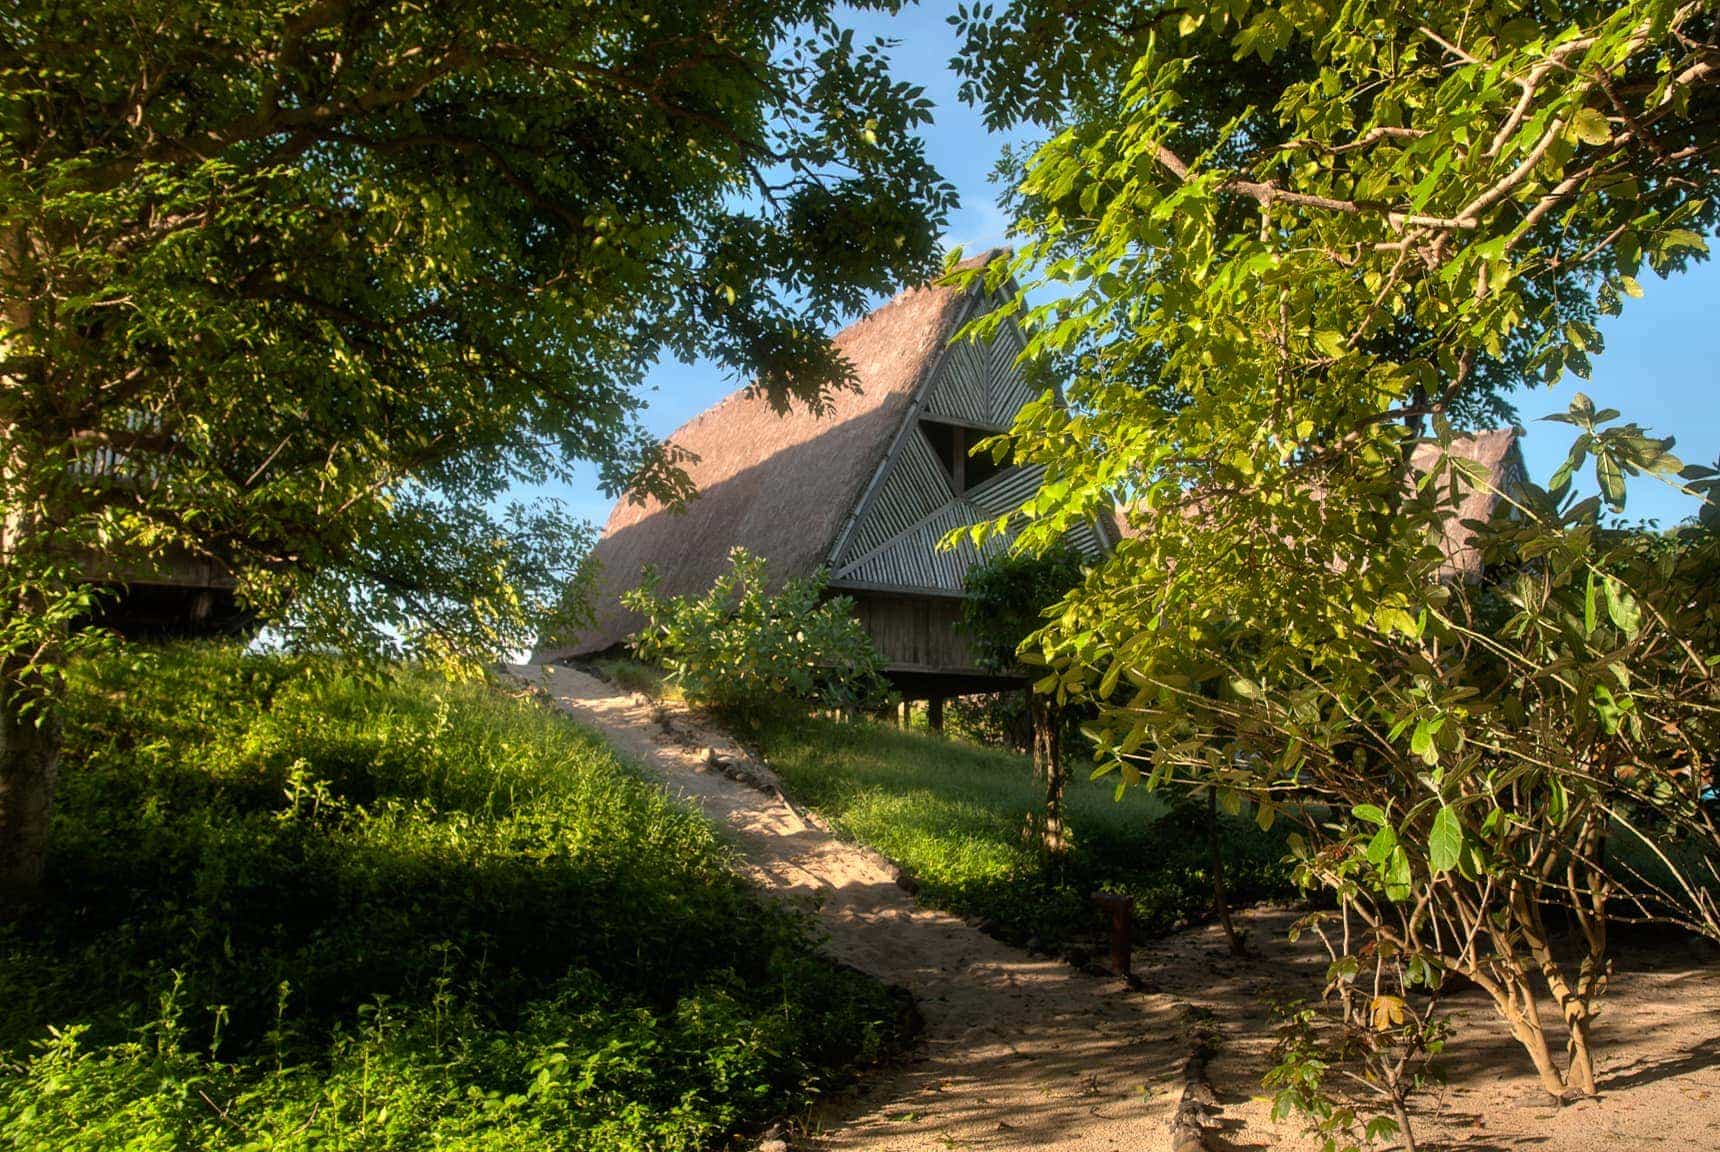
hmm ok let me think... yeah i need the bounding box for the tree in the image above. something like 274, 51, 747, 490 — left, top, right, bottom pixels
950, 0, 1719, 1105
0, 0, 956, 905
961, 544, 1086, 856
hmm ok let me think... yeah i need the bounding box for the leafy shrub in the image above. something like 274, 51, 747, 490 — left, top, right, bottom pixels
0, 645, 905, 1150
623, 548, 891, 721
943, 689, 1028, 749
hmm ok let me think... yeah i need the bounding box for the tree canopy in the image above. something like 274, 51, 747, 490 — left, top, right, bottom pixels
0, 0, 955, 900
949, 0, 1719, 1121
1, 0, 955, 661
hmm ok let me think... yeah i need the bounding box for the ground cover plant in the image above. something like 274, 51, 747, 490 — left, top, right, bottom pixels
757, 714, 1293, 949
0, 644, 905, 1151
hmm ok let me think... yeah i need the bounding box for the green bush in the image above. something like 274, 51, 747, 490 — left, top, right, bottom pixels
623, 548, 891, 722
0, 645, 904, 1151
942, 690, 1032, 751
758, 715, 1294, 947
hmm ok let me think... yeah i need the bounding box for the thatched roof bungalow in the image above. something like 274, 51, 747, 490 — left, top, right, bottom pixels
538, 255, 1527, 699
537, 264, 1117, 696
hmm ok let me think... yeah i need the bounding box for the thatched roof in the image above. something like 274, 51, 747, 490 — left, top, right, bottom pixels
542, 267, 986, 660
1409, 427, 1524, 579
1111, 428, 1524, 581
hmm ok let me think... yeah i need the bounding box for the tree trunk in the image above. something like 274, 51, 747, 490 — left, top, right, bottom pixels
0, 670, 62, 912
1513, 884, 1605, 1098
1484, 969, 1572, 1100
1566, 1015, 1598, 1097
1030, 692, 1066, 857
1390, 1093, 1420, 1152
1208, 789, 1245, 955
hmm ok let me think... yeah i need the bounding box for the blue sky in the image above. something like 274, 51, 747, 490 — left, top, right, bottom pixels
531, 2, 1716, 533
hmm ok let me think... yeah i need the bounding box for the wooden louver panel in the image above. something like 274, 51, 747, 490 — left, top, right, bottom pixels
922, 337, 992, 426
837, 501, 1010, 593
838, 425, 950, 565
1063, 520, 1107, 559
967, 463, 1044, 517
986, 325, 1037, 428
831, 309, 1110, 596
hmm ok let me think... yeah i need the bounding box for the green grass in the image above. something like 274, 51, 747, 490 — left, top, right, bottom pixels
0, 645, 905, 1151
758, 715, 1295, 949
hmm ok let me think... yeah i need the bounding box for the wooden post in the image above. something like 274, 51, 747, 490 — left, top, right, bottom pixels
1092, 892, 1135, 980
928, 696, 945, 732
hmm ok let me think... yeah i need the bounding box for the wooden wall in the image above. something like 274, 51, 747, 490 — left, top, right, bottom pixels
848, 590, 981, 674
68, 545, 249, 637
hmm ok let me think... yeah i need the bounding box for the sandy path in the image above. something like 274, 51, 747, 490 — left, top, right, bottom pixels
514, 664, 1189, 1151
514, 664, 1720, 1151
1137, 907, 1720, 1152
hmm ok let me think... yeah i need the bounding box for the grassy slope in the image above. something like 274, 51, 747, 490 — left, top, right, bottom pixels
0, 646, 903, 1151
758, 715, 1294, 949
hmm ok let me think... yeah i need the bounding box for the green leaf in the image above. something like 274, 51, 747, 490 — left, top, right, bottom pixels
1366, 824, 1398, 866
1409, 718, 1439, 765
1385, 846, 1413, 902
1604, 578, 1641, 639
1548, 434, 1590, 496
1547, 776, 1569, 823
1353, 804, 1388, 827
1665, 228, 1708, 254
1570, 107, 1611, 146
1583, 570, 1597, 635
1429, 806, 1462, 874
1456, 842, 1483, 882
1596, 451, 1626, 509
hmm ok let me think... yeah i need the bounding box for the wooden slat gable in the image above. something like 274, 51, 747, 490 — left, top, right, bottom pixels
1063, 520, 1107, 559
922, 335, 992, 426
986, 323, 1036, 428
837, 500, 1007, 593
841, 424, 951, 562
968, 463, 1043, 517
829, 295, 1113, 596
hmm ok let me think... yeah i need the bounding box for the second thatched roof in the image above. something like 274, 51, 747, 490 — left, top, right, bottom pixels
1113, 427, 1525, 581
